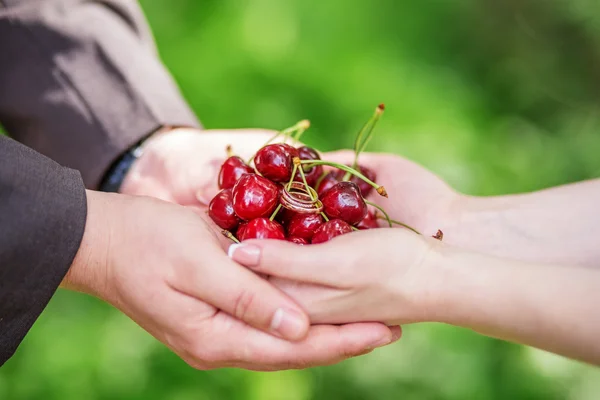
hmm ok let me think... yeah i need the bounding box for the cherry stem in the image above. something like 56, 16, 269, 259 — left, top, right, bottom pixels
364, 200, 392, 228
248, 120, 310, 164
287, 164, 299, 190
221, 230, 240, 244
269, 204, 282, 221
344, 104, 384, 179
294, 157, 316, 201
365, 200, 421, 235
271, 164, 299, 221
320, 212, 330, 222
300, 160, 388, 197
226, 145, 234, 158
315, 170, 329, 189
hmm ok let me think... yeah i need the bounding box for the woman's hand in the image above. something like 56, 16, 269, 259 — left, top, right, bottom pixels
229, 228, 441, 326
322, 150, 463, 238
231, 229, 600, 365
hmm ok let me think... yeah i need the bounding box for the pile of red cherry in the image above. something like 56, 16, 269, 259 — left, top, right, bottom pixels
208, 104, 424, 245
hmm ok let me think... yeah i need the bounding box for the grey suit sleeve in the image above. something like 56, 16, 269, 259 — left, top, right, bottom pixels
0, 135, 87, 366
0, 0, 200, 189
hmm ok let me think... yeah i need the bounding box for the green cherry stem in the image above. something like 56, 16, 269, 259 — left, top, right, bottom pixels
364, 200, 392, 228
366, 201, 421, 235
221, 230, 240, 244
294, 157, 316, 201
287, 164, 299, 190
270, 163, 299, 221
300, 160, 388, 197
248, 120, 310, 164
269, 204, 282, 221
342, 103, 385, 180
320, 212, 330, 222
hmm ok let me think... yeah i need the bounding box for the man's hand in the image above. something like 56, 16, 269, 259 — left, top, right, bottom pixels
62, 191, 399, 370
119, 127, 276, 206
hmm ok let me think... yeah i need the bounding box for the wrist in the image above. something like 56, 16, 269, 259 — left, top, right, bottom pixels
61, 190, 116, 303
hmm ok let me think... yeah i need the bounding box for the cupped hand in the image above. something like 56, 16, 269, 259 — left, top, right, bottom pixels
322, 151, 463, 237
62, 191, 399, 370
229, 229, 444, 327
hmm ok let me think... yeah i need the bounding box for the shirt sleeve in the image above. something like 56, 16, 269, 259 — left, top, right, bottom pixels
0, 135, 87, 366
0, 0, 200, 189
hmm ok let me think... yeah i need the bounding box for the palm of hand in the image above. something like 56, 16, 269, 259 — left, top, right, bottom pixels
120, 128, 276, 206
323, 151, 460, 236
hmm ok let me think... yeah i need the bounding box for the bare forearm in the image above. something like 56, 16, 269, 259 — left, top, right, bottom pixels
447, 179, 600, 267
434, 248, 600, 365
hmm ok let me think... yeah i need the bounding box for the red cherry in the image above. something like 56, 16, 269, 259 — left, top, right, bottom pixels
335, 164, 376, 197
287, 213, 324, 240
242, 218, 286, 240
218, 156, 253, 190
254, 144, 299, 182
275, 207, 297, 226
321, 181, 368, 225
356, 210, 379, 230
236, 222, 248, 240
311, 219, 353, 244
315, 171, 340, 197
288, 237, 309, 245
294, 146, 323, 187
232, 174, 280, 220
208, 189, 240, 230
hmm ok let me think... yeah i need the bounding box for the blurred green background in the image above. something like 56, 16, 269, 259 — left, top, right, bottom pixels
2, 0, 600, 398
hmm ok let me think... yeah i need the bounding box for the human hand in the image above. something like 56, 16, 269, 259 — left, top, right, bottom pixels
322, 151, 462, 238
61, 191, 400, 370
229, 228, 442, 326
119, 127, 279, 206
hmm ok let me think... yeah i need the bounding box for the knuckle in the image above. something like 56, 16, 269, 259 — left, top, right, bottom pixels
232, 289, 257, 322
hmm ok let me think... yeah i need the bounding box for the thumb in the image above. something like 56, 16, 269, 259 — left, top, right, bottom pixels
178, 252, 310, 341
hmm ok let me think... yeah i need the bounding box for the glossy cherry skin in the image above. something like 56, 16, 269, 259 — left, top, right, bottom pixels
335, 164, 376, 197
321, 181, 368, 225
236, 222, 248, 240
356, 210, 379, 230
311, 219, 353, 244
254, 144, 299, 182
315, 171, 340, 197
275, 207, 297, 226
288, 237, 309, 245
287, 213, 324, 240
294, 146, 323, 187
218, 156, 254, 190
232, 174, 280, 220
241, 218, 286, 240
208, 189, 240, 230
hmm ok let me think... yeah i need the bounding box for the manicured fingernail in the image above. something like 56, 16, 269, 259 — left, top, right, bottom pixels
270, 308, 306, 340
366, 335, 392, 350
228, 243, 261, 267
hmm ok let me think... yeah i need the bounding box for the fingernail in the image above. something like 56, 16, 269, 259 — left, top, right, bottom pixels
390, 326, 402, 342
366, 335, 392, 350
228, 243, 261, 267
270, 308, 306, 340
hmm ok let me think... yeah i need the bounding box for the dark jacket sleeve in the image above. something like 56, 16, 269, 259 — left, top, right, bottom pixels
0, 0, 200, 189
0, 135, 87, 367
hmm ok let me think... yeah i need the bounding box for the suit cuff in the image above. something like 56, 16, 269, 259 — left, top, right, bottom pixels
0, 136, 87, 365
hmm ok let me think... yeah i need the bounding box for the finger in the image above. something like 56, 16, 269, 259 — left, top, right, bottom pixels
174, 250, 311, 342
228, 240, 349, 287
198, 312, 401, 370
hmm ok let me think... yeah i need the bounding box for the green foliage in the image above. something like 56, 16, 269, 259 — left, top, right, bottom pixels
2, 0, 600, 398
